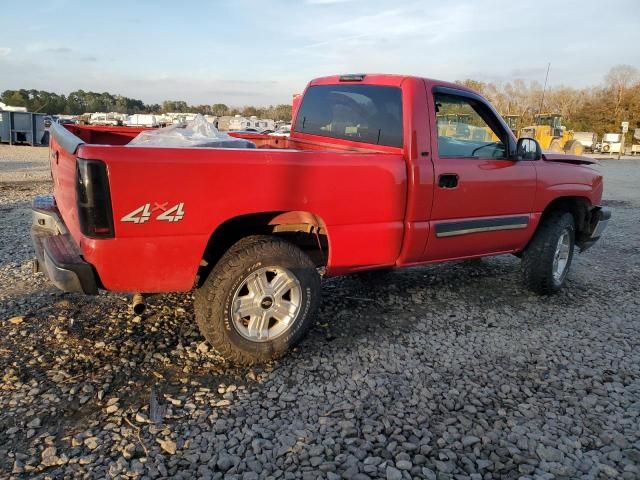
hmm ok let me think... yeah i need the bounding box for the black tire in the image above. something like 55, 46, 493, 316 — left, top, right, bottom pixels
522, 211, 575, 295
564, 139, 584, 155
194, 235, 321, 364
548, 139, 563, 152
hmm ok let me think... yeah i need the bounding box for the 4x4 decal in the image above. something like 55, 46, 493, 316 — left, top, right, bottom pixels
121, 203, 185, 224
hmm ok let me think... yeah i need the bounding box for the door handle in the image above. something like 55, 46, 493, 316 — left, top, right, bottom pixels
438, 174, 459, 188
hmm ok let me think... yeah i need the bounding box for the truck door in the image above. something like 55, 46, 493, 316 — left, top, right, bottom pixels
423, 86, 537, 261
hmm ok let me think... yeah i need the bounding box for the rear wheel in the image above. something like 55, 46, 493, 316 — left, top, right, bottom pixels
194, 235, 321, 364
522, 211, 575, 294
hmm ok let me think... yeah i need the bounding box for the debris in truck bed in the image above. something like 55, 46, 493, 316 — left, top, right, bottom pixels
127, 114, 256, 149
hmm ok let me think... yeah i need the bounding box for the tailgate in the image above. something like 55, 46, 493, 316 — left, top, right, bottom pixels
49, 123, 85, 242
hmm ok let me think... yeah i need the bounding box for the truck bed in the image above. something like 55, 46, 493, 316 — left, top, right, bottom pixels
48, 123, 407, 292
63, 124, 394, 153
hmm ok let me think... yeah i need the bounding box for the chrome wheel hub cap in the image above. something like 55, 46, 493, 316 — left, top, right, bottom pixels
552, 229, 571, 282
231, 267, 302, 342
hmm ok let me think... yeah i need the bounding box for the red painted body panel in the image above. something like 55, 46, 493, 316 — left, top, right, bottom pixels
533, 158, 603, 212
49, 138, 82, 241
68, 144, 407, 291
47, 74, 604, 293
65, 124, 154, 145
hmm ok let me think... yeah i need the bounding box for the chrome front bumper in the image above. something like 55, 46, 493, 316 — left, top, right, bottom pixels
579, 207, 611, 252
591, 208, 611, 239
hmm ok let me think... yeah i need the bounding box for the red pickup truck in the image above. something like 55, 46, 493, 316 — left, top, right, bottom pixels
32, 74, 609, 363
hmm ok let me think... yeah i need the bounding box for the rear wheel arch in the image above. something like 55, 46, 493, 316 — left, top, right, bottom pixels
197, 211, 330, 287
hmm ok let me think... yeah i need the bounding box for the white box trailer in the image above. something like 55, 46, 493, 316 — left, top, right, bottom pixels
601, 133, 623, 154
572, 132, 597, 152
125, 114, 159, 127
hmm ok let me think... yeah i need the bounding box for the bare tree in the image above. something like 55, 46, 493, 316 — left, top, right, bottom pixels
605, 64, 639, 117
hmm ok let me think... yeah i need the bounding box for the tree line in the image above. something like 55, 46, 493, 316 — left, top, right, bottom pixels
0, 89, 293, 122
2, 65, 638, 134
0, 89, 148, 116
456, 65, 639, 137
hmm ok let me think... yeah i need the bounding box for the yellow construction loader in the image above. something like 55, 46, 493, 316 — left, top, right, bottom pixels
519, 114, 583, 155
436, 113, 495, 142
503, 114, 520, 136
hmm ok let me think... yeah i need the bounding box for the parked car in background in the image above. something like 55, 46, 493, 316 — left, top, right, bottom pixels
269, 124, 292, 137
88, 113, 122, 126
229, 127, 273, 135
34, 73, 609, 364
228, 115, 276, 131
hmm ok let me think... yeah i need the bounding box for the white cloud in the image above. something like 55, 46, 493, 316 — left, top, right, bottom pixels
1, 0, 639, 104
26, 42, 71, 53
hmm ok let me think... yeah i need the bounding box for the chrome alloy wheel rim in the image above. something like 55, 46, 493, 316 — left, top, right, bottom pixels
552, 229, 571, 282
231, 267, 302, 342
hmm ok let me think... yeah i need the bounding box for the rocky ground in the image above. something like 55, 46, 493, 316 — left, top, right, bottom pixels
0, 145, 639, 480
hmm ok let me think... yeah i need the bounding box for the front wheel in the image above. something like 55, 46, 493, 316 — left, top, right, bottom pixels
548, 139, 563, 152
522, 211, 575, 294
194, 235, 321, 364
564, 139, 584, 155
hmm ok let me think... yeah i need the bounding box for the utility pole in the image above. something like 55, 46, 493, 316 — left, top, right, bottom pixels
539, 63, 551, 113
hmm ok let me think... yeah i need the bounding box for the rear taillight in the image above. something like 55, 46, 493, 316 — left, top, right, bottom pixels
76, 159, 114, 238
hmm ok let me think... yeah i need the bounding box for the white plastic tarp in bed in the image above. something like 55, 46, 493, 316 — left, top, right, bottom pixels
127, 114, 255, 149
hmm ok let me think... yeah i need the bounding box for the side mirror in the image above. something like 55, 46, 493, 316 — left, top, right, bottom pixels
516, 137, 542, 160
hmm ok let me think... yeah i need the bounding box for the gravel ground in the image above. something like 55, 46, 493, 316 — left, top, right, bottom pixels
0, 145, 50, 182
1, 145, 639, 480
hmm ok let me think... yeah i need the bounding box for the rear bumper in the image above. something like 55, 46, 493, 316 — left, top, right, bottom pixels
31, 195, 99, 294
579, 207, 611, 252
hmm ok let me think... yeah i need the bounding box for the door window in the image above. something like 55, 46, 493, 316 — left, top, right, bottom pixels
435, 93, 507, 159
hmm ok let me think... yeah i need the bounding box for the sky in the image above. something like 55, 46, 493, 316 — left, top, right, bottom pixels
1, 0, 639, 106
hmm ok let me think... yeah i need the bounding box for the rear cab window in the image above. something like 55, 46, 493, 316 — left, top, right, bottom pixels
294, 85, 403, 148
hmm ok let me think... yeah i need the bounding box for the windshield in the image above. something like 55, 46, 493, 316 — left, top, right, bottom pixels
294, 84, 403, 148
536, 115, 561, 128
